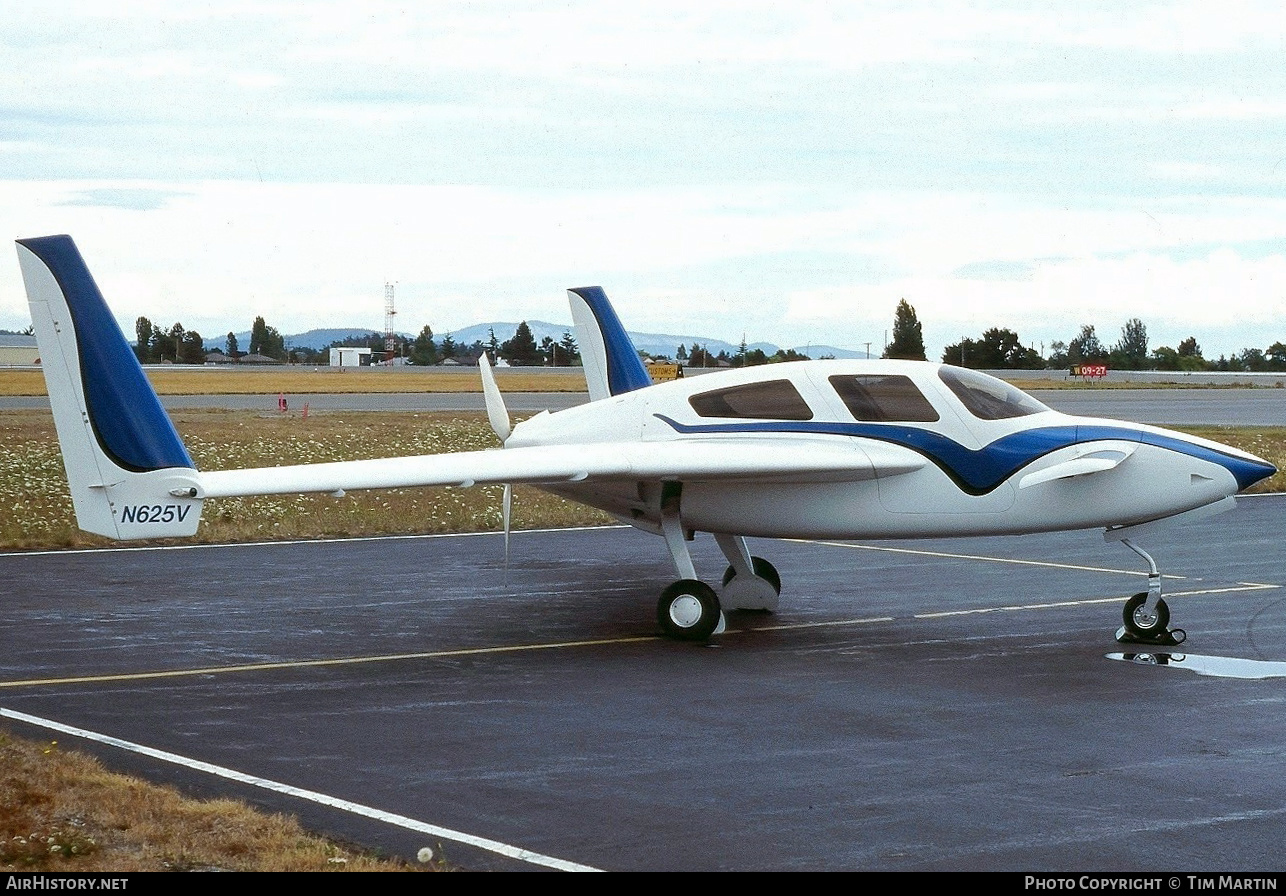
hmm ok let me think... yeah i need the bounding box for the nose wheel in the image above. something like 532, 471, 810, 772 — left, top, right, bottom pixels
1113, 538, 1185, 646
1122, 591, 1170, 637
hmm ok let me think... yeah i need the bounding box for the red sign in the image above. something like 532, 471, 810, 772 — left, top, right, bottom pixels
1072, 364, 1108, 379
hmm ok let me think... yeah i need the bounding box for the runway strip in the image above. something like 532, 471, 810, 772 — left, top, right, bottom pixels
0, 706, 602, 873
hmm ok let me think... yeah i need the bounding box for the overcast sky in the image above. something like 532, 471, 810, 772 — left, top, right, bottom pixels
3, 1, 1285, 359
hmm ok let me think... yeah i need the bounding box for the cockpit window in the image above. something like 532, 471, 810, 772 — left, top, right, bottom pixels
689, 379, 814, 420
937, 366, 1049, 420
829, 375, 939, 422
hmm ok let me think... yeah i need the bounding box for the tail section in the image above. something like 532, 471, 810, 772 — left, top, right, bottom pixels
17, 235, 202, 539
567, 286, 651, 402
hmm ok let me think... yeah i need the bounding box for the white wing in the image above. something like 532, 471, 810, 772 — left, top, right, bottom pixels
197, 437, 925, 499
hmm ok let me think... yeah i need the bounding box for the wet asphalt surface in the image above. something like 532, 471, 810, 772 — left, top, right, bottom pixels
2, 494, 1286, 871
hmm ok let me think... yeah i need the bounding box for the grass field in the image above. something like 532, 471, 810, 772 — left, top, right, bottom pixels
0, 366, 588, 397
0, 408, 1281, 551
0, 409, 614, 549
2, 365, 1280, 398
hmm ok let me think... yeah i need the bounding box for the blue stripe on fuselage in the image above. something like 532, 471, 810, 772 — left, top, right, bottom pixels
19, 235, 193, 472
653, 415, 1276, 494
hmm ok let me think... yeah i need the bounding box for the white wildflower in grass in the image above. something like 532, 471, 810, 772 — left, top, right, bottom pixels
0, 408, 610, 547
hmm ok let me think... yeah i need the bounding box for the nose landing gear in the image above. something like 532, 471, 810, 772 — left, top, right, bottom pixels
1113, 536, 1186, 647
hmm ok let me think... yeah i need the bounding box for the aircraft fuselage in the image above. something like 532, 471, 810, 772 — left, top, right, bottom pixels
511, 359, 1272, 540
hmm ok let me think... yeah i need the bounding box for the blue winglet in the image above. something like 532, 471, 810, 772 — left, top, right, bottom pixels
18, 235, 193, 472
568, 286, 652, 396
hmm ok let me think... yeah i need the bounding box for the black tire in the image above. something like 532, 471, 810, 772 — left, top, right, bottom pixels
720, 556, 782, 594
657, 579, 721, 641
1123, 592, 1170, 637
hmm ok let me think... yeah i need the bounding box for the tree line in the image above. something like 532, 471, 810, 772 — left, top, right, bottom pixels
660, 341, 817, 368
132, 315, 580, 367
133, 315, 288, 364
880, 299, 1286, 372
383, 321, 580, 367
134, 299, 1278, 373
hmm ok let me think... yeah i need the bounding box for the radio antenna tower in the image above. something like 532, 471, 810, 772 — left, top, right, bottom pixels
384, 282, 397, 367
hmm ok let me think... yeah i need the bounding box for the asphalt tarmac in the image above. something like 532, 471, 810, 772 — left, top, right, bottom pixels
2, 496, 1285, 871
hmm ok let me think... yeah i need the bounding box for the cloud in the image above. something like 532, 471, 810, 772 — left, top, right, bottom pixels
951, 260, 1038, 282
56, 188, 190, 211
5, 4, 1286, 359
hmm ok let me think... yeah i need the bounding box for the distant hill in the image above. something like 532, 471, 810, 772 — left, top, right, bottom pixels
282, 328, 400, 350
207, 321, 871, 360
435, 322, 871, 360
445, 320, 575, 349
209, 328, 405, 352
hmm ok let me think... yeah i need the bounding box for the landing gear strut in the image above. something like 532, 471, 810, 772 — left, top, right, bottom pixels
654, 483, 781, 641
1112, 535, 1185, 646
1104, 501, 1240, 645
714, 532, 780, 613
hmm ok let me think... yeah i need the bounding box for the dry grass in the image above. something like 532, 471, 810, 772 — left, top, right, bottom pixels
0, 409, 1281, 550
1185, 426, 1286, 494
0, 408, 614, 549
0, 731, 432, 872
0, 366, 587, 396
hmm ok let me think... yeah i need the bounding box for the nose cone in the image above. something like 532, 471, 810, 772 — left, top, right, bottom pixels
1229, 451, 1277, 492
1149, 429, 1276, 493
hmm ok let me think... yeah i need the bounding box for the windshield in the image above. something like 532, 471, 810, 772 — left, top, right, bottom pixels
937, 366, 1049, 420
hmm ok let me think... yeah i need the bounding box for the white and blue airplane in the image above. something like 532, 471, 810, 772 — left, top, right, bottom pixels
17, 234, 1277, 643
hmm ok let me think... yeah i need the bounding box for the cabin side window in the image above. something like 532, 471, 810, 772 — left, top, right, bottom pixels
937, 365, 1049, 420
689, 379, 814, 420
828, 375, 940, 422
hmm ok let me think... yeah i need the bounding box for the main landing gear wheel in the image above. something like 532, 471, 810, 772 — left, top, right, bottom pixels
1122, 591, 1170, 638
720, 556, 782, 594
658, 579, 722, 642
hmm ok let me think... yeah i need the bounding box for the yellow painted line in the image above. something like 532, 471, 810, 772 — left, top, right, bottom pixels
916, 599, 1120, 619
734, 616, 896, 632
0, 618, 906, 690
0, 635, 660, 690
5, 583, 1278, 690
795, 539, 1187, 578
1169, 582, 1279, 596
914, 582, 1279, 620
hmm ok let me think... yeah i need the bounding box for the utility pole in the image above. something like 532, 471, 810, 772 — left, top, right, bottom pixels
384, 282, 397, 368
